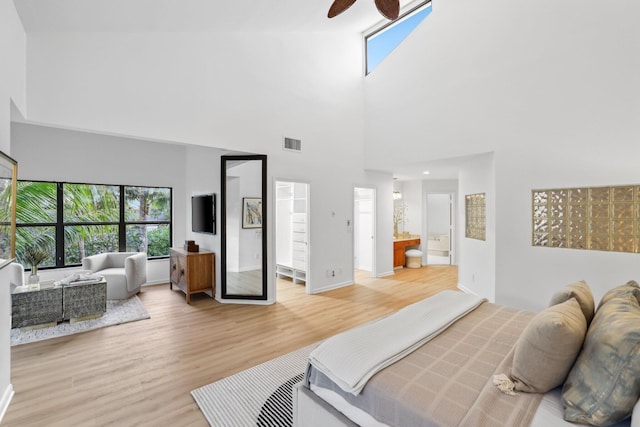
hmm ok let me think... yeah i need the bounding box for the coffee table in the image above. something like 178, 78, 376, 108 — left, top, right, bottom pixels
63, 279, 107, 323
11, 277, 107, 329
11, 281, 63, 329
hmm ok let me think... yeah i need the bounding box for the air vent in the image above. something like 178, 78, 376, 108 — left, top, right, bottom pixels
283, 137, 302, 152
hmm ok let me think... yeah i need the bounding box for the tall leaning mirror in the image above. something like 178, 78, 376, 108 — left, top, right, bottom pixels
221, 154, 267, 300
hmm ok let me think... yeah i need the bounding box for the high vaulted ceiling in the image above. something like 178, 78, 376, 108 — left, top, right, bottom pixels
14, 0, 420, 33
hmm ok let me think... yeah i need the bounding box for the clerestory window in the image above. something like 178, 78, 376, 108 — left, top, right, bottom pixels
365, 1, 432, 75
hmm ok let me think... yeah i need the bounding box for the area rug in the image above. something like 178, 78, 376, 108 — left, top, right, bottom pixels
10, 295, 150, 346
191, 343, 318, 427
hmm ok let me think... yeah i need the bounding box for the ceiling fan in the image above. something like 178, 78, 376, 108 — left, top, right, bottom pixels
328, 0, 400, 21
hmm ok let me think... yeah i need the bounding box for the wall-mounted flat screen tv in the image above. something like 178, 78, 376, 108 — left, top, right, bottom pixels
192, 193, 215, 234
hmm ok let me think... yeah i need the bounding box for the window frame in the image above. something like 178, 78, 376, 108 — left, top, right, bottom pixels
16, 179, 173, 270
364, 0, 432, 75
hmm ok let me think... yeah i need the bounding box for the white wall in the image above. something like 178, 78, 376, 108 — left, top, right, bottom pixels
365, 0, 640, 310
11, 122, 189, 285
0, 0, 26, 420
25, 32, 365, 159
0, 0, 26, 154
402, 180, 422, 236
458, 153, 495, 301
370, 171, 394, 278
495, 145, 640, 311
21, 29, 400, 296
184, 145, 224, 297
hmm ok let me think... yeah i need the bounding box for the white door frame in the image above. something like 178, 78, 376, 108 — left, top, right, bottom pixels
353, 186, 377, 279
273, 178, 311, 296
424, 192, 455, 265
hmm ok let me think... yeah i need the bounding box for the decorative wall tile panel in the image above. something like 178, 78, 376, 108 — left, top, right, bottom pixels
613, 186, 634, 202
533, 191, 547, 205
590, 235, 610, 251
590, 187, 609, 203
569, 188, 588, 203
613, 203, 633, 218
532, 185, 640, 253
569, 234, 587, 249
569, 205, 588, 218
534, 219, 548, 233
551, 234, 566, 247
590, 204, 610, 218
551, 219, 565, 233
612, 220, 633, 234
465, 193, 486, 241
533, 233, 548, 246
590, 219, 610, 235
612, 237, 634, 253
569, 220, 587, 234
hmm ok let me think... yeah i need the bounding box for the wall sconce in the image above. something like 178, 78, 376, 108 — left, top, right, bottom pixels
393, 191, 402, 200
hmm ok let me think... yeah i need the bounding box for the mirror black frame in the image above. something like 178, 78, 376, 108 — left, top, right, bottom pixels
221, 154, 268, 300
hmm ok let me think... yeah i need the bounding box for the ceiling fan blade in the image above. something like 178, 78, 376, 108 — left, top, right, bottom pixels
375, 0, 400, 20
328, 0, 357, 18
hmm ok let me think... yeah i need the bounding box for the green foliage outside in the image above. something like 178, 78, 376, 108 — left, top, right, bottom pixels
9, 181, 171, 268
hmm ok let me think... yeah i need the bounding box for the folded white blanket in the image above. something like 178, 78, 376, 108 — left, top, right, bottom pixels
60, 272, 103, 285
309, 290, 486, 395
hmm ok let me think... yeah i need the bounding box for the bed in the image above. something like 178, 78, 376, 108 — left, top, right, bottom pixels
294, 282, 640, 427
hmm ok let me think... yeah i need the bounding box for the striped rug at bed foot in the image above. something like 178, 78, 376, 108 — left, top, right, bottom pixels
191, 344, 317, 426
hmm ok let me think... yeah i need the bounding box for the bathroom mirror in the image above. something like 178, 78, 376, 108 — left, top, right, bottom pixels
221, 154, 267, 300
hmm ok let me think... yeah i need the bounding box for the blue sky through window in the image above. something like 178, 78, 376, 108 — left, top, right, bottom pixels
366, 3, 432, 74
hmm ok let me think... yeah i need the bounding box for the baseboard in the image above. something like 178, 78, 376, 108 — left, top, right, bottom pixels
143, 280, 168, 286
457, 283, 477, 295
0, 384, 14, 423
310, 280, 353, 294
239, 265, 262, 273
376, 270, 395, 278
214, 297, 275, 305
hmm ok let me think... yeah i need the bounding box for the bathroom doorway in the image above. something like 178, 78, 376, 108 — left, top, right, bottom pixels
426, 193, 453, 265
354, 187, 376, 278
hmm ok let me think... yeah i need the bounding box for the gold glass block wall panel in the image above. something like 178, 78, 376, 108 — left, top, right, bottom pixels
465, 193, 486, 241
532, 185, 640, 253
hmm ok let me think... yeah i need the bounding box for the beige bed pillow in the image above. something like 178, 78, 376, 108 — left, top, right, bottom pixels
511, 298, 587, 393
562, 281, 640, 426
549, 280, 595, 325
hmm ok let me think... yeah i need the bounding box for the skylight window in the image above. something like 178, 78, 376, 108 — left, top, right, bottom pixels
365, 1, 432, 75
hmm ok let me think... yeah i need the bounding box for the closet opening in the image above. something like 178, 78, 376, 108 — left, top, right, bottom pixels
275, 180, 310, 292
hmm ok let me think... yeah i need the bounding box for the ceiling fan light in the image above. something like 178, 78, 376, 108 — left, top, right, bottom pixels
328, 0, 358, 18
374, 0, 400, 20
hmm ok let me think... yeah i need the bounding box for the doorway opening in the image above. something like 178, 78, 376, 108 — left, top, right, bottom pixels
275, 180, 310, 292
426, 193, 453, 265
354, 187, 376, 279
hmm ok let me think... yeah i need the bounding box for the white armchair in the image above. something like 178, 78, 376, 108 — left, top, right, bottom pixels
82, 252, 147, 299
8, 262, 25, 291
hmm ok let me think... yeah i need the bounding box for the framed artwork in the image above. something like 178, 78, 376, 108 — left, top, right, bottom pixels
242, 197, 262, 229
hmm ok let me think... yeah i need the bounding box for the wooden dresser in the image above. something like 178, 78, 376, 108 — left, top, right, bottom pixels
393, 237, 421, 268
170, 248, 215, 303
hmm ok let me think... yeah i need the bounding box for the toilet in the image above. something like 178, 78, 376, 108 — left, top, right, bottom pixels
405, 249, 423, 268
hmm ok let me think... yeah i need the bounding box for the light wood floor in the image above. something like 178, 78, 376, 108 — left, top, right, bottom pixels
3, 266, 458, 427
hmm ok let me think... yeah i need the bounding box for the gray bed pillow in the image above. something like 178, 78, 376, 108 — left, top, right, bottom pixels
549, 280, 595, 325
511, 297, 587, 393
562, 281, 640, 426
